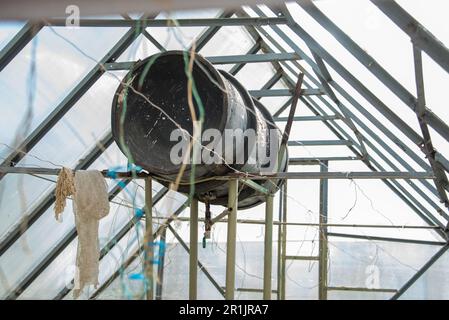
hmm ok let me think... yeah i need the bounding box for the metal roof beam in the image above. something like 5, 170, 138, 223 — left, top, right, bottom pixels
0, 21, 44, 72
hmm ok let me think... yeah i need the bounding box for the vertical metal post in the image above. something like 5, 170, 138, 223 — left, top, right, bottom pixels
189, 198, 199, 299
280, 181, 287, 300
263, 192, 274, 300
155, 229, 166, 300
276, 187, 283, 300
319, 161, 329, 300
225, 179, 238, 300
144, 177, 154, 300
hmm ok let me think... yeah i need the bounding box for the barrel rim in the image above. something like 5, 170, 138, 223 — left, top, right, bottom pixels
111, 50, 229, 175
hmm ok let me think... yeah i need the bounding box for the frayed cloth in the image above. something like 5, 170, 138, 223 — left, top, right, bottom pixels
54, 167, 75, 221
72, 170, 109, 298
54, 168, 109, 298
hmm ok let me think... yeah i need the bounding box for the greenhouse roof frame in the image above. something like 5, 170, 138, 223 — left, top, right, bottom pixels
0, 0, 448, 300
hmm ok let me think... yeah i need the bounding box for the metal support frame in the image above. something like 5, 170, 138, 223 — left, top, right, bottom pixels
155, 228, 166, 300
143, 177, 154, 300
263, 192, 274, 300
246, 7, 449, 236
319, 161, 328, 300
189, 199, 199, 299
225, 179, 238, 300
412, 45, 449, 213
1, 2, 449, 301
0, 21, 44, 72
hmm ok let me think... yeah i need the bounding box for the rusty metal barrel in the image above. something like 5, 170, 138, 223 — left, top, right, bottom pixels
111, 50, 288, 208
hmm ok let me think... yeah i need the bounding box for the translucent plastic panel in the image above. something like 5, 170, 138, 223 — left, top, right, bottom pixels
115, 34, 160, 62
328, 240, 440, 292
328, 172, 442, 241
400, 249, 449, 299
199, 25, 255, 57
0, 21, 24, 50
309, 0, 417, 94
0, 174, 53, 238
234, 61, 277, 91
0, 26, 128, 156
285, 260, 318, 300
0, 201, 76, 298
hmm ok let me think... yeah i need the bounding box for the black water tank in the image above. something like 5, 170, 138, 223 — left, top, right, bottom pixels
111, 50, 288, 208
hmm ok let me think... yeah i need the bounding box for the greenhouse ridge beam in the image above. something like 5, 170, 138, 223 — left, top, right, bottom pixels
45, 17, 287, 27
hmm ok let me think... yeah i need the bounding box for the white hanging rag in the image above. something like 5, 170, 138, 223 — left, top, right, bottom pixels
72, 170, 109, 299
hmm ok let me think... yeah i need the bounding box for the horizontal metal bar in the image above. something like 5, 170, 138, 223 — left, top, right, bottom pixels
220, 287, 278, 293
0, 166, 435, 180
328, 232, 446, 246
46, 17, 287, 28
240, 179, 270, 195
249, 88, 324, 97
275, 115, 340, 122
104, 53, 301, 71
288, 140, 352, 146
326, 286, 397, 293
285, 255, 319, 261
165, 216, 440, 229
289, 156, 359, 165
207, 52, 300, 64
